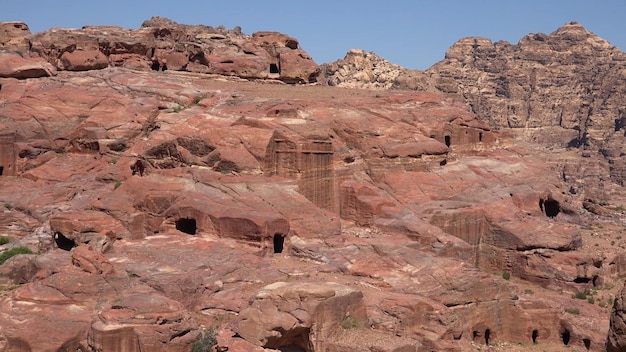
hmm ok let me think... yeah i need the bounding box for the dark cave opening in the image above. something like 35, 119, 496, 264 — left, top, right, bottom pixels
484, 329, 491, 345
444, 135, 451, 147
479, 131, 483, 142
472, 331, 479, 342
573, 277, 591, 284
265, 327, 310, 352
54, 232, 76, 251
583, 338, 591, 350
544, 199, 560, 218
532, 329, 538, 344
439, 159, 447, 166
273, 234, 285, 254
0, 166, 3, 176
151, 61, 160, 71
175, 218, 197, 235
561, 329, 571, 345
270, 63, 280, 74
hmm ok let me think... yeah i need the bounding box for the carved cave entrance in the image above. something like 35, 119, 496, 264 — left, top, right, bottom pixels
273, 234, 285, 254
0, 166, 3, 176
472, 328, 492, 345
561, 329, 570, 345
532, 329, 538, 344
270, 63, 280, 74
444, 135, 451, 147
175, 218, 197, 235
54, 232, 76, 251
151, 62, 167, 71
265, 326, 310, 352
539, 199, 560, 218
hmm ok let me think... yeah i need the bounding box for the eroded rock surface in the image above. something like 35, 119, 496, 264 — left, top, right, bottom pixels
0, 16, 319, 83
0, 18, 624, 352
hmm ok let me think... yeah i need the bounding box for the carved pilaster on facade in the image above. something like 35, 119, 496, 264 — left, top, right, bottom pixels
266, 131, 335, 210
0, 133, 16, 176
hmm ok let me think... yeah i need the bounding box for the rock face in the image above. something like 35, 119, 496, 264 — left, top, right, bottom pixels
607, 281, 626, 351
0, 16, 319, 83
237, 281, 368, 351
319, 48, 442, 91
0, 18, 625, 352
429, 22, 626, 193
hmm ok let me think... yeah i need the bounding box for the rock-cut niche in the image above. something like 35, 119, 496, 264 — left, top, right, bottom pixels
539, 198, 560, 218
175, 218, 197, 235
273, 234, 284, 253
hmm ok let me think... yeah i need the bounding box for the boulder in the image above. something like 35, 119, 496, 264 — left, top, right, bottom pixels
236, 281, 367, 351
0, 52, 56, 78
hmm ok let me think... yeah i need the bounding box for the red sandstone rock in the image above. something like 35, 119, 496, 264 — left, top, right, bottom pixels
0, 52, 56, 78
0, 20, 624, 351
60, 49, 109, 71
71, 245, 114, 274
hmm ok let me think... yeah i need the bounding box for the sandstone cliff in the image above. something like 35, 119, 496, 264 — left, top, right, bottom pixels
0, 16, 319, 83
0, 18, 625, 352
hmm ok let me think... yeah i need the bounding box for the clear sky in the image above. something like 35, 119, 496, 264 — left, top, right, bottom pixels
1, 0, 624, 70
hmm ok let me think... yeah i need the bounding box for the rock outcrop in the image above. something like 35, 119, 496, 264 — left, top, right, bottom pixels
429, 22, 626, 193
0, 18, 625, 352
0, 16, 319, 83
319, 48, 442, 91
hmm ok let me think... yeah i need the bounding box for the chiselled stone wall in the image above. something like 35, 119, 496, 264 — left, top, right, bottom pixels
0, 134, 16, 176
266, 134, 335, 210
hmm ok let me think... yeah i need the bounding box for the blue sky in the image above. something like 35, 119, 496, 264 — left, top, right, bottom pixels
1, 0, 624, 70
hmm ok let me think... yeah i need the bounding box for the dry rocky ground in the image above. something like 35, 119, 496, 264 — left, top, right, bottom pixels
0, 17, 625, 352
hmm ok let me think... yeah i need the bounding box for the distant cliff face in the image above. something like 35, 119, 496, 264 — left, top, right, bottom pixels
428, 22, 626, 187
0, 16, 320, 84
319, 48, 446, 92
324, 22, 626, 189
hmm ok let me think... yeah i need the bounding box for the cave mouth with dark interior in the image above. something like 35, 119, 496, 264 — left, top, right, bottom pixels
265, 326, 309, 352
273, 234, 285, 253
484, 329, 491, 345
444, 135, 451, 147
175, 218, 197, 235
54, 232, 76, 251
0, 166, 3, 176
539, 198, 560, 218
270, 63, 280, 74
561, 329, 571, 345
532, 329, 538, 343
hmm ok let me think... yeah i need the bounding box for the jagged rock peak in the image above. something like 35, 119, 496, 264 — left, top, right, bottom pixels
141, 16, 180, 28
319, 48, 406, 89
519, 21, 615, 50
318, 48, 446, 92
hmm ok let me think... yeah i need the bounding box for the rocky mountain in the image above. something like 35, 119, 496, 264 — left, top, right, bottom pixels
0, 17, 625, 352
